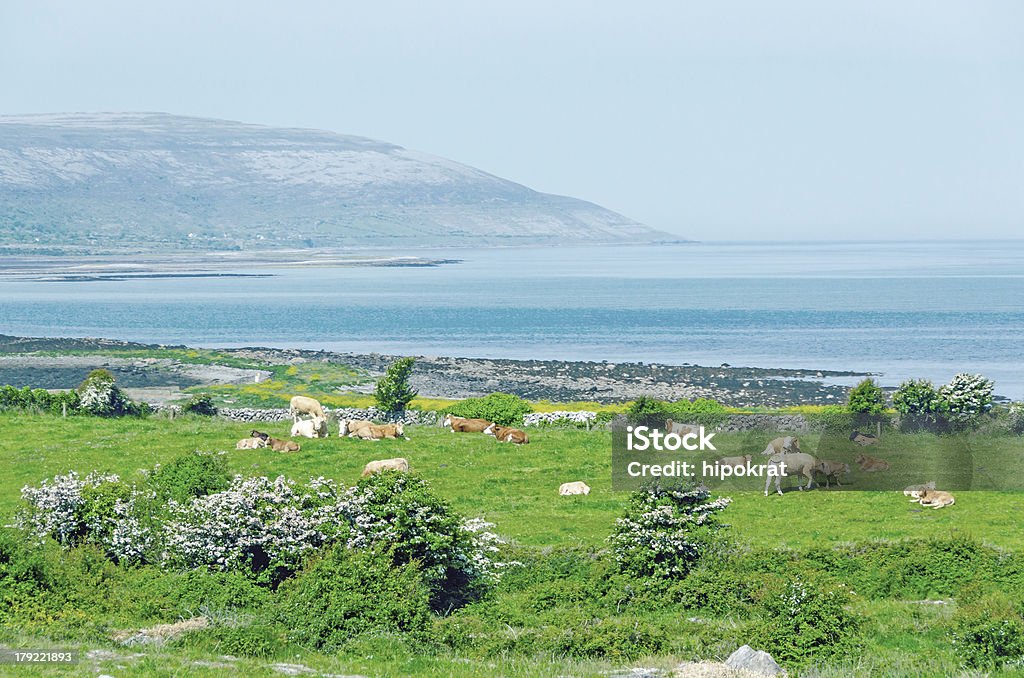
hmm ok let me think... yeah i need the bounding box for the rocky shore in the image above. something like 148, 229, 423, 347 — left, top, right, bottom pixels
0, 334, 867, 407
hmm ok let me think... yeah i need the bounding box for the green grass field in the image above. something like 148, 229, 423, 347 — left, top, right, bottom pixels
3, 412, 1024, 676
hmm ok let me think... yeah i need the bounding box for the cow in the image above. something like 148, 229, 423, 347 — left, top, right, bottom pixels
291, 415, 328, 439
268, 436, 300, 452
443, 414, 493, 433
716, 454, 752, 470
764, 450, 818, 496
349, 422, 405, 440
850, 430, 879, 446
483, 423, 529, 444
855, 453, 890, 472
289, 395, 327, 423
559, 481, 591, 496
250, 429, 270, 442
361, 457, 409, 477
235, 437, 267, 449
665, 419, 699, 436
339, 419, 373, 437
812, 459, 850, 488
761, 436, 801, 456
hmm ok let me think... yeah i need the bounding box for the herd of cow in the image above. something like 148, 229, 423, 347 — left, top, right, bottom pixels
708, 425, 954, 508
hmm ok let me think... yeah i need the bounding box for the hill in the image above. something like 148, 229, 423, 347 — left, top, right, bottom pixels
0, 113, 671, 252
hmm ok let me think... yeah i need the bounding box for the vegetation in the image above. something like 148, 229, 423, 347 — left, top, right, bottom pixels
373, 357, 418, 412
846, 377, 887, 417
444, 392, 534, 426
181, 393, 217, 417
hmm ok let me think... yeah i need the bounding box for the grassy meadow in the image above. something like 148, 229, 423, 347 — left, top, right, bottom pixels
2, 411, 1024, 676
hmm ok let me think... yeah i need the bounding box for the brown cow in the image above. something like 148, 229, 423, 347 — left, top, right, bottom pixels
268, 436, 300, 452
349, 422, 405, 440
443, 414, 493, 433
485, 423, 529, 444
855, 453, 890, 472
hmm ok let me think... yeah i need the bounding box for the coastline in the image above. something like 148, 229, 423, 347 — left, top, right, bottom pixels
0, 334, 864, 407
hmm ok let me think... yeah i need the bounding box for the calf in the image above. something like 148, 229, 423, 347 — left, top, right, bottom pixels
665, 419, 699, 436
443, 414, 493, 433
855, 453, 890, 472
235, 437, 267, 450
559, 481, 591, 496
361, 457, 409, 477
251, 429, 270, 442
761, 436, 801, 456
850, 430, 879, 446
268, 437, 301, 452
812, 459, 850, 488
483, 423, 529, 444
340, 419, 373, 437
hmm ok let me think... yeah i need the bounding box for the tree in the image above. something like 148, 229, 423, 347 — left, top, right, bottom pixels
847, 378, 887, 417
77, 369, 143, 417
374, 357, 417, 412
939, 373, 994, 429
892, 379, 946, 430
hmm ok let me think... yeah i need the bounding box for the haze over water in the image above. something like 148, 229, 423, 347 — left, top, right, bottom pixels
1, 241, 1022, 398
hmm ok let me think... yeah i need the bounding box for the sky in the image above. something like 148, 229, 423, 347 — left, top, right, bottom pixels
1, 1, 1022, 241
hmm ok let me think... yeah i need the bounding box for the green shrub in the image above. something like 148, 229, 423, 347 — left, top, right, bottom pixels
847, 378, 887, 417
1008, 403, 1024, 436
748, 573, 861, 665
674, 562, 757, 615
949, 591, 1024, 669
445, 392, 533, 427
892, 379, 946, 430
177, 624, 283, 658
608, 480, 731, 580
543, 616, 668, 660
121, 568, 271, 622
147, 451, 231, 503
625, 396, 671, 427
182, 393, 217, 417
625, 396, 726, 428
276, 546, 433, 651
374, 356, 418, 412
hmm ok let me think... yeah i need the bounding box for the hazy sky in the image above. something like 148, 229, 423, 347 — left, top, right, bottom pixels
2, 1, 1022, 240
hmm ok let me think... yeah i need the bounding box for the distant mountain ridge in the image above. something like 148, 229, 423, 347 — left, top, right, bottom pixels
0, 113, 671, 252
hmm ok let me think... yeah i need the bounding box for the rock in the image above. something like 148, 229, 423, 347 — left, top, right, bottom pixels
724, 645, 785, 676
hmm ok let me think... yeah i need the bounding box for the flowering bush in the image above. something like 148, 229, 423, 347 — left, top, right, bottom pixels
939, 373, 994, 429
17, 460, 511, 599
608, 481, 731, 579
1008, 403, 1024, 436
77, 369, 145, 417
163, 474, 347, 586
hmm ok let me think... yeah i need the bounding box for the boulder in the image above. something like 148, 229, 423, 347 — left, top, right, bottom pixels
724, 645, 785, 676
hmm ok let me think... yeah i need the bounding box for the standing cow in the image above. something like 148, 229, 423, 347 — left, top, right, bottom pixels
290, 396, 327, 423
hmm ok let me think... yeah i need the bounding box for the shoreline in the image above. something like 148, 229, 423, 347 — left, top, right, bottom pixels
0, 334, 865, 407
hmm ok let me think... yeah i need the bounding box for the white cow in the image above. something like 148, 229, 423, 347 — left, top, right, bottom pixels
291, 415, 328, 439
559, 481, 591, 496
764, 451, 818, 496
361, 457, 409, 477
289, 395, 327, 423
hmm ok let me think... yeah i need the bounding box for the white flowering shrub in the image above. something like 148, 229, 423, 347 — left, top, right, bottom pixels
76, 369, 145, 417
17, 471, 120, 546
939, 373, 995, 428
609, 481, 731, 579
163, 474, 347, 586
1007, 403, 1024, 435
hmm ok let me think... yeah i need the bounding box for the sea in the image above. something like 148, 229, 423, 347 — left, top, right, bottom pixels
1, 240, 1022, 399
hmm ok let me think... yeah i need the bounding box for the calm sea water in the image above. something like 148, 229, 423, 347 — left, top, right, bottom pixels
1, 241, 1022, 398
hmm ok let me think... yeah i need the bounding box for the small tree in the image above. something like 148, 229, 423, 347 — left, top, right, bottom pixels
374, 357, 417, 412
182, 393, 218, 417
847, 378, 887, 417
892, 379, 946, 430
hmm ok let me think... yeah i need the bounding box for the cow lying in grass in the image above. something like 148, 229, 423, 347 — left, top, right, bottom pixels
908, 488, 955, 509
339, 419, 373, 437
268, 436, 300, 452
855, 453, 890, 472
664, 419, 698, 436
361, 457, 409, 477
291, 415, 328, 439
483, 423, 529, 444
349, 422, 406, 440
559, 481, 590, 496
235, 437, 267, 449
850, 430, 879, 446
443, 414, 493, 433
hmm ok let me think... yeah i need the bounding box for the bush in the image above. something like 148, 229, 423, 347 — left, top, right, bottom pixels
608, 480, 731, 580
77, 369, 145, 417
847, 378, 887, 417
374, 357, 417, 412
182, 393, 217, 417
949, 592, 1024, 669
277, 545, 433, 651
147, 451, 231, 503
892, 379, 946, 430
445, 392, 533, 427
939, 373, 995, 429
0, 385, 80, 415
749, 574, 861, 665
342, 472, 510, 610
625, 396, 726, 428
1008, 403, 1024, 436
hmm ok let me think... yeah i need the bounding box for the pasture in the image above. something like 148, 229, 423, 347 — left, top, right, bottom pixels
3, 412, 1024, 677
2, 413, 1021, 551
